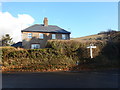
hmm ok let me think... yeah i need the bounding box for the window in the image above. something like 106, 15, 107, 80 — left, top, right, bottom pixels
39, 33, 44, 39
62, 34, 66, 40
31, 44, 40, 49
28, 33, 32, 38
52, 34, 56, 39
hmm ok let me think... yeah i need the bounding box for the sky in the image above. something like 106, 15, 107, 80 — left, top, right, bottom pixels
0, 2, 118, 42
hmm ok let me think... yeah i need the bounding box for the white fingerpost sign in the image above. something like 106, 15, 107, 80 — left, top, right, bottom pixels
87, 44, 96, 58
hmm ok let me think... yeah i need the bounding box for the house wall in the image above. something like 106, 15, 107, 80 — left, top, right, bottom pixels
22, 32, 70, 49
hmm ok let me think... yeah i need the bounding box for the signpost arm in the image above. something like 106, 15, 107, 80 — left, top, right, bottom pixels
87, 44, 96, 59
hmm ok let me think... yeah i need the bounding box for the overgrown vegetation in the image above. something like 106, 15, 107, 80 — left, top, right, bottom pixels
1, 31, 120, 72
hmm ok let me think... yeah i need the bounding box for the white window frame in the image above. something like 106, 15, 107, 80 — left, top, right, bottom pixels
31, 44, 40, 49
39, 33, 44, 39
52, 34, 56, 39
28, 33, 32, 38
62, 34, 66, 40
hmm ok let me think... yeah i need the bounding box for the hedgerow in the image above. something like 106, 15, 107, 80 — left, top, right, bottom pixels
1, 39, 120, 72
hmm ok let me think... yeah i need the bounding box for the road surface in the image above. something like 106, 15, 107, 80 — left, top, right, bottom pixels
2, 69, 120, 88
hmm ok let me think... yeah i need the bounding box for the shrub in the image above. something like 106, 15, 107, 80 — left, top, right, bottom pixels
1, 38, 120, 72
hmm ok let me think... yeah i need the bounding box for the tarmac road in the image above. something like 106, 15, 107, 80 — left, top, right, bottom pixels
2, 69, 120, 88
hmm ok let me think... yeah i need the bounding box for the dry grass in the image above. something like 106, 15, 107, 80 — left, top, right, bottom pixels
70, 34, 107, 43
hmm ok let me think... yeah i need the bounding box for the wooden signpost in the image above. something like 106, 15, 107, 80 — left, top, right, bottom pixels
87, 44, 96, 58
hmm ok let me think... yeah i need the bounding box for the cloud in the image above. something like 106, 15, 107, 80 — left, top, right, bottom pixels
0, 12, 35, 42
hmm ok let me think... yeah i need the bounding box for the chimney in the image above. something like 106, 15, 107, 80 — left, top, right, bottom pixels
43, 17, 48, 26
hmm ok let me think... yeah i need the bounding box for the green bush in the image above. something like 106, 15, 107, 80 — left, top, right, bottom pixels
1, 39, 120, 71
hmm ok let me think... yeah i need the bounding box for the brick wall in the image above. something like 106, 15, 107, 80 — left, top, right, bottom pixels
22, 32, 70, 49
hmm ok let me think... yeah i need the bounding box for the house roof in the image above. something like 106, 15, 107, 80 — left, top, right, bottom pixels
21, 24, 71, 34
11, 42, 22, 48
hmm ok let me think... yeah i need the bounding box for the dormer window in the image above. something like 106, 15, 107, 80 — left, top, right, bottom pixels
39, 33, 44, 39
52, 34, 56, 39
28, 33, 32, 38
62, 34, 66, 40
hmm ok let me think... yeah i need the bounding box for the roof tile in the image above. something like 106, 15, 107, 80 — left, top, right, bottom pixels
21, 24, 71, 34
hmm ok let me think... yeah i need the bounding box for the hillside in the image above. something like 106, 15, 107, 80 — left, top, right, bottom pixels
71, 31, 120, 43
71, 34, 105, 42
